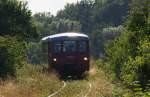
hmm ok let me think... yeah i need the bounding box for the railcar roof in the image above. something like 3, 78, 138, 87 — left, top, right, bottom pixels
41, 32, 89, 41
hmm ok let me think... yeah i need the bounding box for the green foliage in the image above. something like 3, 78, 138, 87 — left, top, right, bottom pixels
0, 0, 38, 39
0, 36, 24, 78
57, 0, 94, 33
105, 31, 126, 74
26, 42, 48, 64
32, 0, 130, 58
104, 0, 150, 94
0, 0, 38, 78
33, 12, 55, 38
93, 0, 129, 26
102, 26, 123, 43
50, 19, 82, 33
55, 0, 129, 58
33, 13, 81, 39
121, 56, 145, 84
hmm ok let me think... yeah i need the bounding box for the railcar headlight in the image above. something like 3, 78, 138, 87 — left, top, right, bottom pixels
83, 57, 88, 61
53, 58, 57, 62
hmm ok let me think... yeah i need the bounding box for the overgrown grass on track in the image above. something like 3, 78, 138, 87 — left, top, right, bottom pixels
0, 64, 62, 97
0, 63, 127, 97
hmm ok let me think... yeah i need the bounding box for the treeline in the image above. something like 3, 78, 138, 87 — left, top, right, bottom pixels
0, 0, 37, 78
0, 0, 129, 76
32, 0, 129, 58
103, 0, 150, 96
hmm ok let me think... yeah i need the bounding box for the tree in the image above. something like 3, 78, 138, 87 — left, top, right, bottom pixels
0, 36, 24, 78
33, 12, 81, 39
0, 0, 38, 78
56, 0, 94, 33
55, 0, 129, 58
0, 0, 38, 39
105, 0, 150, 93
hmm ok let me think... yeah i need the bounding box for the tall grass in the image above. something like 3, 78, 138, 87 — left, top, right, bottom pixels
0, 64, 62, 97
0, 62, 129, 97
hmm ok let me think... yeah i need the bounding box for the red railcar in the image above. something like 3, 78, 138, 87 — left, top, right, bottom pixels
42, 32, 90, 77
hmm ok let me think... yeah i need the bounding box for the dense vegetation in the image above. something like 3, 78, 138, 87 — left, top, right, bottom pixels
33, 0, 129, 58
105, 0, 150, 96
0, 0, 37, 39
0, 0, 37, 78
0, 0, 149, 96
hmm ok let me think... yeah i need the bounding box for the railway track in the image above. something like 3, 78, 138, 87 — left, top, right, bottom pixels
83, 82, 92, 97
47, 80, 92, 97
48, 81, 67, 97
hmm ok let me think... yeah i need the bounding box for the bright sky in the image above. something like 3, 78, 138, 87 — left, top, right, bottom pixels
20, 0, 80, 15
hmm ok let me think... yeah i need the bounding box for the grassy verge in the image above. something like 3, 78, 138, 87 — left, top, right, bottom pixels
0, 63, 128, 97
54, 64, 127, 97
0, 64, 62, 97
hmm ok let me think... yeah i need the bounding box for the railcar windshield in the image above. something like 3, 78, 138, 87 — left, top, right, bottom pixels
53, 41, 62, 53
63, 41, 76, 52
79, 41, 87, 52
52, 40, 88, 53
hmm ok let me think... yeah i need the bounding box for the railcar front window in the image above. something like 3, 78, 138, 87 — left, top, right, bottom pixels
53, 42, 61, 53
79, 41, 87, 52
63, 41, 76, 52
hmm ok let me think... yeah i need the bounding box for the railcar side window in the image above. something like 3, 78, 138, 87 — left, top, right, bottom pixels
63, 41, 76, 52
79, 41, 87, 52
53, 42, 61, 53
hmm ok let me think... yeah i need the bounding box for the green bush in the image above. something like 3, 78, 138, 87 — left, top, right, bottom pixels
103, 0, 150, 95
26, 42, 45, 64
0, 36, 24, 78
